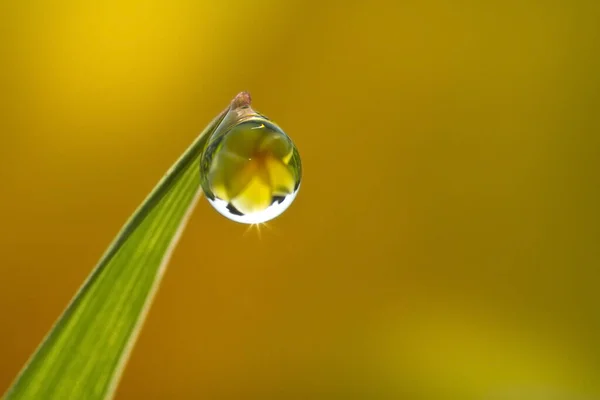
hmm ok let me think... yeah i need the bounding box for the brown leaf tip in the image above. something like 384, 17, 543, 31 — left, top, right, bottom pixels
231, 91, 252, 109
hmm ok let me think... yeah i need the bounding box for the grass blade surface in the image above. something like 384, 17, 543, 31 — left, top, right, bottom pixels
3, 102, 233, 400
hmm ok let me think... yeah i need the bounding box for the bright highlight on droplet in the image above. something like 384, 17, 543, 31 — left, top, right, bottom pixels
200, 118, 302, 224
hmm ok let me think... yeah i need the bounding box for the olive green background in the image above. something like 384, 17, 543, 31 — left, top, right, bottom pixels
1, 1, 599, 398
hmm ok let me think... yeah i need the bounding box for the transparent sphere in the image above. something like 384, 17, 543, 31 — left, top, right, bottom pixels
200, 119, 302, 224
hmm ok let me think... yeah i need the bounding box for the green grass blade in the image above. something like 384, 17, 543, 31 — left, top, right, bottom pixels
2, 101, 234, 400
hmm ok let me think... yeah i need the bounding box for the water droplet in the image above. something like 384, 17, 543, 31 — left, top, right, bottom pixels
200, 118, 302, 224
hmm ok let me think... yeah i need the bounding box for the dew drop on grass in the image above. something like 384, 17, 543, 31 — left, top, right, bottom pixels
200, 118, 302, 224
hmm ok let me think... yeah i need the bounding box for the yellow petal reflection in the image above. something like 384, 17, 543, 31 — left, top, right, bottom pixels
231, 175, 272, 214
208, 150, 248, 201
265, 155, 295, 196
258, 132, 293, 162
224, 159, 256, 200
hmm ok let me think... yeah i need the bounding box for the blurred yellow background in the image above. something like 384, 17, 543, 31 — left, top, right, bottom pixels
1, 0, 599, 398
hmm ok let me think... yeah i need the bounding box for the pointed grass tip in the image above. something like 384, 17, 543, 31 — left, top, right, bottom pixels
231, 91, 252, 110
